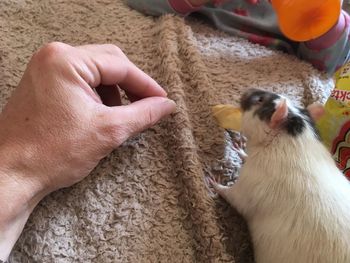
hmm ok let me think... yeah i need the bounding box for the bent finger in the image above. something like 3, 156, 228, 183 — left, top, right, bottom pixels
77, 44, 167, 98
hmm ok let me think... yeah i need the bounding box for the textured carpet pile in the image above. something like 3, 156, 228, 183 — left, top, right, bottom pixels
0, 0, 332, 262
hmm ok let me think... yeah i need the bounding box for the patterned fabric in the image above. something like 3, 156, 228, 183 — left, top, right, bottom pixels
127, 0, 350, 74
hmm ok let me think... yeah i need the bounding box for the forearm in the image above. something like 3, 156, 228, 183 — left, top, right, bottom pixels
0, 144, 46, 261
0, 190, 32, 261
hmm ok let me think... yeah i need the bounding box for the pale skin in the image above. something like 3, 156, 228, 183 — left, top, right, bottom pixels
0, 42, 176, 260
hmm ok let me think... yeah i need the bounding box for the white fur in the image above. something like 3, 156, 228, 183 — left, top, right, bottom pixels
214, 100, 350, 263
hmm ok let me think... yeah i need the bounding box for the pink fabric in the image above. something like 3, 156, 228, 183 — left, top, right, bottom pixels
306, 10, 348, 51
168, 0, 201, 14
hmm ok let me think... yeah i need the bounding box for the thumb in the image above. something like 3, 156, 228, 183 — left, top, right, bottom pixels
108, 97, 176, 144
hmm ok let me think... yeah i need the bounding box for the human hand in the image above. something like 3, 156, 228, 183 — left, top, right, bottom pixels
1, 42, 176, 193
0, 42, 175, 260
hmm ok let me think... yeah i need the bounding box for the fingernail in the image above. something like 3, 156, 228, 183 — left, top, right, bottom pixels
164, 99, 177, 112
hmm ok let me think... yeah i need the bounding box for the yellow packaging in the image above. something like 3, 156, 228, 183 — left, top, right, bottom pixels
317, 63, 350, 179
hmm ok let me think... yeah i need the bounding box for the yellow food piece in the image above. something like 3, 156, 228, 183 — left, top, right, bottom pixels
212, 104, 242, 131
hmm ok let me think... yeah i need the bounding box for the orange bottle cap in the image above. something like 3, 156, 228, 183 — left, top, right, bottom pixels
272, 0, 341, 42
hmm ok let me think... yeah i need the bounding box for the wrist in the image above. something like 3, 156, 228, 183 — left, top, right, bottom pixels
0, 143, 47, 261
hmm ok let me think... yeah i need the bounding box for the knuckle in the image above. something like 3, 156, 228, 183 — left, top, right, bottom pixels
31, 42, 69, 66
109, 126, 130, 146
101, 121, 130, 147
40, 41, 68, 54
102, 44, 125, 58
146, 108, 157, 127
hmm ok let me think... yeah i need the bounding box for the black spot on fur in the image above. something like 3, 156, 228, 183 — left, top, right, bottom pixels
298, 108, 321, 140
240, 89, 321, 138
284, 112, 306, 136
255, 99, 278, 122
283, 109, 321, 138
240, 89, 279, 114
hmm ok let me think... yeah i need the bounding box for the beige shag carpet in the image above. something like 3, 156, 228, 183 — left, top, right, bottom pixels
0, 0, 332, 262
